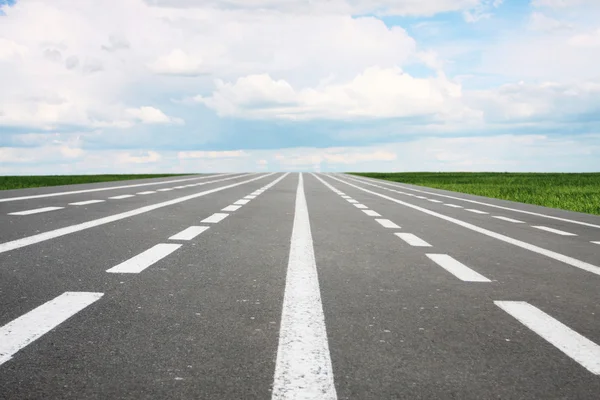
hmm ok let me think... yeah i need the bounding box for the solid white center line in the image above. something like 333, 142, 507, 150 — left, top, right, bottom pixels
169, 226, 210, 241
201, 213, 229, 223
157, 188, 173, 192
222, 205, 242, 212
137, 191, 156, 195
363, 210, 382, 217
354, 204, 368, 209
69, 200, 105, 206
109, 194, 135, 200
8, 206, 64, 216
495, 301, 600, 375
426, 254, 491, 282
234, 199, 250, 205
395, 233, 432, 247
375, 219, 400, 229
272, 173, 337, 400
107, 243, 182, 273
492, 216, 525, 223
0, 292, 103, 366
428, 199, 443, 203
466, 209, 489, 214
532, 226, 577, 236
444, 204, 463, 208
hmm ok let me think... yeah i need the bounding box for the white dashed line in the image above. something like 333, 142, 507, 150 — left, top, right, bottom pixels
0, 292, 104, 366
354, 204, 368, 209
136, 191, 157, 195
157, 188, 173, 192
532, 226, 577, 236
395, 233, 432, 247
169, 226, 209, 241
426, 254, 491, 282
245, 195, 256, 199
222, 205, 242, 212
234, 199, 250, 205
272, 173, 337, 400
495, 301, 600, 375
347, 199, 358, 204
592, 241, 600, 245
69, 200, 105, 206
8, 206, 64, 216
466, 209, 489, 214
444, 204, 463, 208
109, 194, 135, 200
363, 210, 381, 217
341, 196, 351, 199
107, 243, 182, 273
174, 186, 186, 189
428, 199, 443, 203
375, 219, 400, 229
201, 213, 229, 223
492, 216, 525, 223
416, 196, 427, 199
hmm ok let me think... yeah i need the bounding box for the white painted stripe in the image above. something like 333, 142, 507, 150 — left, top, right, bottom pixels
492, 215, 525, 223
428, 199, 443, 203
354, 204, 368, 209
245, 195, 257, 199
444, 204, 463, 208
375, 219, 400, 229
532, 226, 577, 236
157, 188, 173, 192
174, 186, 186, 189
222, 205, 242, 212
349, 175, 600, 230
426, 254, 491, 282
0, 292, 103, 365
109, 194, 135, 199
69, 200, 105, 206
347, 199, 358, 204
8, 206, 64, 216
201, 213, 229, 223
592, 241, 600, 245
327, 174, 600, 277
251, 192, 261, 195
235, 199, 250, 205
416, 196, 427, 199
169, 226, 209, 241
341, 196, 351, 199
466, 209, 489, 214
272, 173, 336, 400
0, 174, 236, 203
363, 210, 381, 217
495, 301, 600, 375
395, 233, 432, 247
107, 243, 182, 273
0, 174, 271, 255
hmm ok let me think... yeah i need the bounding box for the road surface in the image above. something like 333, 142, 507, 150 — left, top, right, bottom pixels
1, 172, 599, 399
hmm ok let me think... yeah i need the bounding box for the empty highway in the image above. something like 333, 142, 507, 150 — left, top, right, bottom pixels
1, 172, 599, 399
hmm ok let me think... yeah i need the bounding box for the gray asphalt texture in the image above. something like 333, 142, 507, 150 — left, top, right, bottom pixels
1, 172, 599, 399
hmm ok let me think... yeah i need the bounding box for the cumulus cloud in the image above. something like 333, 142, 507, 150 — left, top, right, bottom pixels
149, 49, 209, 76
126, 106, 184, 124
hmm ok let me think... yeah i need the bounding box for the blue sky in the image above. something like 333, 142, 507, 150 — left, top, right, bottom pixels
1, 0, 599, 174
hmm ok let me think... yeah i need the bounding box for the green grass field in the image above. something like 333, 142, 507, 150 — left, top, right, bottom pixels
350, 172, 600, 216
0, 174, 192, 191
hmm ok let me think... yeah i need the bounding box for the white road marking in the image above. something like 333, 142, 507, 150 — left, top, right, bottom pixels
0, 292, 103, 366
426, 254, 491, 282
0, 174, 271, 255
395, 233, 432, 247
251, 192, 261, 196
157, 188, 173, 192
245, 195, 257, 199
234, 199, 250, 205
272, 173, 337, 400
416, 196, 427, 199
354, 204, 368, 209
428, 199, 443, 203
341, 196, 351, 199
495, 301, 600, 375
107, 243, 182, 273
466, 209, 489, 214
363, 210, 381, 217
8, 206, 64, 216
174, 186, 186, 189
492, 216, 525, 223
349, 175, 600, 229
201, 213, 229, 223
532, 226, 577, 236
169, 226, 209, 241
0, 174, 236, 203
109, 194, 135, 200
375, 219, 400, 229
592, 241, 600, 245
444, 204, 463, 208
326, 174, 600, 277
69, 200, 105, 206
347, 199, 358, 204
222, 205, 242, 212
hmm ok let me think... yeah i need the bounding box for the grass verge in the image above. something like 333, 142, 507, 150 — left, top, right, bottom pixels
0, 174, 192, 191
350, 172, 600, 216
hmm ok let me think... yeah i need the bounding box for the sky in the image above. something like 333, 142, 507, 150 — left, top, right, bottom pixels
0, 0, 599, 174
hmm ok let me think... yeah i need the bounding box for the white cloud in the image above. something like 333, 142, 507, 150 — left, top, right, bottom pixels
529, 12, 572, 32
117, 151, 162, 164
125, 106, 183, 124
177, 150, 248, 159
532, 0, 598, 8
149, 49, 209, 76
568, 29, 600, 47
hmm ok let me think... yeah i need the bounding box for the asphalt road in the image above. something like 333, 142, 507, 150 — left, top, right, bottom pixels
1, 172, 599, 399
